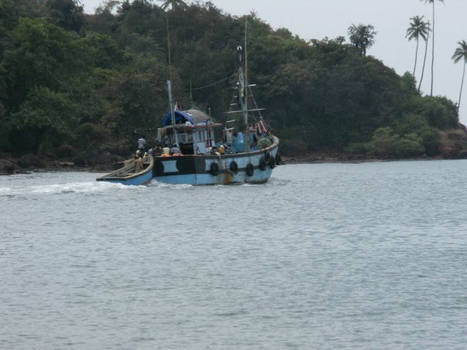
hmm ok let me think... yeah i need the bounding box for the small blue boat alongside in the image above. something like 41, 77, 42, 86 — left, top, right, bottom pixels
96, 157, 154, 186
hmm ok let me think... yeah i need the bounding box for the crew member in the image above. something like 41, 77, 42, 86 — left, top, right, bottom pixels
170, 144, 182, 156
137, 137, 146, 151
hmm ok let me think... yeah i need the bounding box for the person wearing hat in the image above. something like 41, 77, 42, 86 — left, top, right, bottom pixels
137, 137, 146, 152
170, 144, 181, 156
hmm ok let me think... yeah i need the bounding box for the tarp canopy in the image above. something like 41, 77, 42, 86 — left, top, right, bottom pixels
162, 110, 195, 126
162, 109, 211, 126
184, 109, 211, 124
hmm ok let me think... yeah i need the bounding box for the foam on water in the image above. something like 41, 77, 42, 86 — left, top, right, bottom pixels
149, 181, 193, 190
0, 180, 138, 197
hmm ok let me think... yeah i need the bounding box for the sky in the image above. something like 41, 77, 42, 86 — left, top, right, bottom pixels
82, 0, 467, 124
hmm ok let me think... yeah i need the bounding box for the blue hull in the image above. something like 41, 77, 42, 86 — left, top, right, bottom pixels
97, 139, 279, 186
97, 158, 154, 186
153, 137, 279, 185
101, 170, 153, 186
155, 168, 273, 185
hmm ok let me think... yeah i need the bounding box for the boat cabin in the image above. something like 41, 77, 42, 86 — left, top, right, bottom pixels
156, 109, 223, 155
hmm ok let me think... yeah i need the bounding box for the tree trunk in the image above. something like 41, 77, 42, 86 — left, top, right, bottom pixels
430, 2, 435, 96
458, 62, 466, 113
413, 38, 419, 77
418, 35, 429, 93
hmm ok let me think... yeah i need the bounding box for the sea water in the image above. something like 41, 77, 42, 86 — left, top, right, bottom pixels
1, 161, 467, 349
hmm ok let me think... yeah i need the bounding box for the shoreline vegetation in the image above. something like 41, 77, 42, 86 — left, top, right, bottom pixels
1, 0, 467, 174
2, 154, 467, 176
3, 130, 467, 176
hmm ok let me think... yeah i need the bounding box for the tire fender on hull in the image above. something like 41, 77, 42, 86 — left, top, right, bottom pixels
210, 162, 219, 176
246, 163, 254, 177
230, 161, 238, 174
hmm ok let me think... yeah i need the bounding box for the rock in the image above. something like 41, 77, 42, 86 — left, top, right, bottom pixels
57, 161, 75, 167
17, 154, 45, 169
0, 159, 17, 174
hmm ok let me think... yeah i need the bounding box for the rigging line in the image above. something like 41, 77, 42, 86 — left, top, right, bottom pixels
248, 86, 263, 119
190, 74, 235, 91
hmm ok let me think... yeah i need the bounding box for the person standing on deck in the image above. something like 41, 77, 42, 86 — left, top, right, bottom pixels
137, 137, 146, 152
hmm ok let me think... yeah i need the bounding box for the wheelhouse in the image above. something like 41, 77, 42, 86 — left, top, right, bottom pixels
156, 109, 223, 155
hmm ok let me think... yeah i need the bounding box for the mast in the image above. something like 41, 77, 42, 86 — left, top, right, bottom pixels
189, 80, 193, 107
243, 19, 250, 152
227, 19, 265, 147
167, 80, 178, 145
165, 14, 178, 145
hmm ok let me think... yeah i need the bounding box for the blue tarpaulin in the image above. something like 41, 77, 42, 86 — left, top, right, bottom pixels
162, 110, 195, 126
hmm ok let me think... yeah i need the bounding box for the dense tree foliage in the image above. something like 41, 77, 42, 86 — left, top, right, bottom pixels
0, 0, 461, 164
348, 24, 376, 57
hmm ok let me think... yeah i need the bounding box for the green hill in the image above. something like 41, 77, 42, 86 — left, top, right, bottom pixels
0, 0, 465, 172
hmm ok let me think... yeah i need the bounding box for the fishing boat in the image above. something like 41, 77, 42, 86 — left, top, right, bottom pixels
151, 106, 279, 185
151, 37, 280, 185
96, 156, 154, 186
98, 26, 280, 186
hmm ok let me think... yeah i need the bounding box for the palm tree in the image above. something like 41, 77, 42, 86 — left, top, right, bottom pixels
406, 16, 430, 78
348, 24, 377, 57
418, 21, 431, 92
159, 0, 187, 11
421, 0, 444, 96
452, 40, 467, 112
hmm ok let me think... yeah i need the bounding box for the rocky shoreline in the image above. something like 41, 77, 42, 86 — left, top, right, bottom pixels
3, 150, 467, 176
0, 153, 121, 176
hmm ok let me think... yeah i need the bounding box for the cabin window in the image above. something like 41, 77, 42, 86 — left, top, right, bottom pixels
196, 130, 206, 142
213, 128, 223, 144
180, 131, 193, 144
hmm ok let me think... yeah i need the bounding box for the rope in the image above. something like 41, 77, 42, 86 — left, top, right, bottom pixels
190, 74, 235, 91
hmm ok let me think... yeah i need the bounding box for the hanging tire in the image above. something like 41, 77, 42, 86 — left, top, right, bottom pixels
275, 153, 282, 165
210, 162, 219, 176
259, 157, 267, 171
230, 161, 238, 174
246, 163, 254, 177
269, 156, 276, 169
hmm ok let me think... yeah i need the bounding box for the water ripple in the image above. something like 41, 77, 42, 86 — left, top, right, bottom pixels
1, 162, 467, 349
